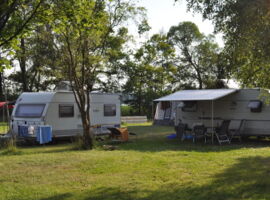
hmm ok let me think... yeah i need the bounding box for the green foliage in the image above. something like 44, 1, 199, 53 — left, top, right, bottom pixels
9, 26, 59, 92
138, 19, 151, 35
167, 22, 227, 89
184, 0, 270, 88
122, 33, 175, 116
0, 0, 43, 46
121, 105, 136, 116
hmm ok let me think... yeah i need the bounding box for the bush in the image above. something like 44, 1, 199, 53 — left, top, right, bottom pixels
121, 105, 137, 116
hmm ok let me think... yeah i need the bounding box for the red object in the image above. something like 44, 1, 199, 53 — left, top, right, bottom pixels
0, 102, 14, 109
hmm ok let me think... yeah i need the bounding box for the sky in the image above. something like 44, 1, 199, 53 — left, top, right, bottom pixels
131, 0, 223, 46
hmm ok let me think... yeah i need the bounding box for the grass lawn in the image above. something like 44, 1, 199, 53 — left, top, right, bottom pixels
0, 122, 9, 134
1, 124, 270, 200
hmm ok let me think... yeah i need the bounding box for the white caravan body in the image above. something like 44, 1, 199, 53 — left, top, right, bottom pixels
10, 92, 121, 137
154, 89, 270, 136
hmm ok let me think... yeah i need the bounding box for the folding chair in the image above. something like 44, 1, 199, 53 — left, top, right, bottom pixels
229, 119, 246, 142
193, 125, 207, 143
215, 120, 231, 145
107, 127, 136, 142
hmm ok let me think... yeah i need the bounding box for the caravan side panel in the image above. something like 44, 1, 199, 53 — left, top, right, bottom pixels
176, 89, 270, 136
45, 93, 82, 137
90, 94, 121, 126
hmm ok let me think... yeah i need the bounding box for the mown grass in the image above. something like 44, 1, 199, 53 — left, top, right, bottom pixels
0, 122, 9, 134
1, 124, 270, 200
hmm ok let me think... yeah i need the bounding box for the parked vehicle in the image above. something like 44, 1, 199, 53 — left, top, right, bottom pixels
154, 88, 270, 137
10, 91, 121, 138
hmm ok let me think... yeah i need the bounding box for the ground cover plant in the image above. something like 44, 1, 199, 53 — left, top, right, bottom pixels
1, 123, 270, 200
0, 122, 9, 134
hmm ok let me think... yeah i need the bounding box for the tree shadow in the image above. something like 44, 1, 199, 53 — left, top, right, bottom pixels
119, 133, 270, 153
38, 193, 72, 200
57, 156, 270, 200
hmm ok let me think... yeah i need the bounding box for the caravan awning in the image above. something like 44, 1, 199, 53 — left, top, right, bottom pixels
154, 89, 237, 102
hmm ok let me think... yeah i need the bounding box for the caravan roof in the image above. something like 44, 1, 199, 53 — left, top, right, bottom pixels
17, 92, 56, 103
154, 89, 238, 102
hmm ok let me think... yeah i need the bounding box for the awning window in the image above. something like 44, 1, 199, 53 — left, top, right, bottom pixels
161, 101, 170, 110
182, 101, 197, 112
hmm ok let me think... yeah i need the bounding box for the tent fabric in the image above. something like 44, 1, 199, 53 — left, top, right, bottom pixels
154, 89, 238, 102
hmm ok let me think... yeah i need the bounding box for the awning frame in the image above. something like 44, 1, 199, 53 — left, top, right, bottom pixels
154, 89, 238, 144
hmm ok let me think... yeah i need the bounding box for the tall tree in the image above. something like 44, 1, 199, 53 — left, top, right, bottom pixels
182, 0, 270, 88
51, 0, 144, 149
9, 25, 58, 92
123, 33, 175, 116
167, 21, 226, 89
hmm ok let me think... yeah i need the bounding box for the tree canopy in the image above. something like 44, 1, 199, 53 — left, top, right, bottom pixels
183, 0, 270, 88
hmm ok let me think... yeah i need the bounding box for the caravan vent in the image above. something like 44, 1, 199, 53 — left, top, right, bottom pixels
55, 81, 72, 91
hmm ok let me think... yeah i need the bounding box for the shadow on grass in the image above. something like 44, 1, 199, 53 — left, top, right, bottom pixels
0, 143, 76, 156
39, 193, 72, 200
1, 124, 269, 155
119, 132, 270, 153
38, 156, 270, 200
36, 156, 270, 200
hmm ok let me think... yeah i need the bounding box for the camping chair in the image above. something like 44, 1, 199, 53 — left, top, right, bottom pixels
229, 119, 246, 142
107, 127, 136, 142
192, 125, 207, 143
215, 120, 231, 145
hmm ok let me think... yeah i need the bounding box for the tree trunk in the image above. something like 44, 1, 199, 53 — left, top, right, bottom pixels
19, 38, 28, 92
0, 72, 4, 101
198, 77, 203, 89
81, 111, 93, 149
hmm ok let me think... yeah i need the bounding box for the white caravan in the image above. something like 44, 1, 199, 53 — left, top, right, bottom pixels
154, 89, 270, 137
10, 92, 121, 138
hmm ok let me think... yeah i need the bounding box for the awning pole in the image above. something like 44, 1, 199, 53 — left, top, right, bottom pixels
211, 100, 214, 144
152, 102, 154, 121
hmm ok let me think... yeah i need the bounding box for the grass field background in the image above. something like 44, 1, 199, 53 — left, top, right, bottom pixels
1, 124, 270, 200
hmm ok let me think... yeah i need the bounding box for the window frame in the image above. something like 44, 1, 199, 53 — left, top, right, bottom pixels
15, 104, 46, 118
59, 104, 74, 118
104, 104, 117, 117
181, 101, 197, 112
247, 100, 262, 113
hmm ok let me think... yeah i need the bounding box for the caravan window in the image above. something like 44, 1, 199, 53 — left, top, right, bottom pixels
15, 104, 45, 118
59, 104, 74, 117
248, 100, 262, 112
104, 104, 116, 116
182, 101, 197, 112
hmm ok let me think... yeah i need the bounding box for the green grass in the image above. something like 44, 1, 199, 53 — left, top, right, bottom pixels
1, 124, 270, 200
0, 122, 9, 134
